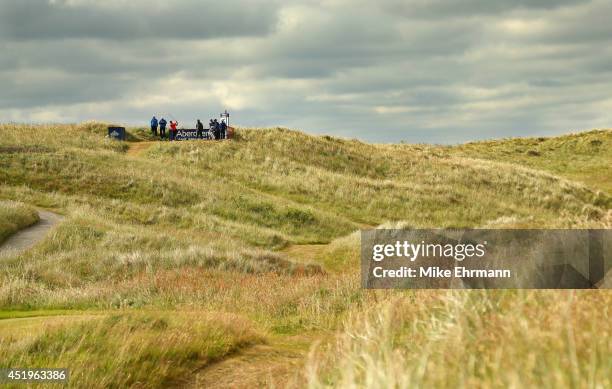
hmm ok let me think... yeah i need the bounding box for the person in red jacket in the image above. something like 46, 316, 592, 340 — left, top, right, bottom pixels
169, 120, 178, 141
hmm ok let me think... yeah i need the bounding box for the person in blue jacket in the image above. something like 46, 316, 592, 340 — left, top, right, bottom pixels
150, 116, 158, 136
158, 118, 167, 140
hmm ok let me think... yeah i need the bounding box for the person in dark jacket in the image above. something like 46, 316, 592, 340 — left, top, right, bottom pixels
159, 118, 167, 140
150, 116, 158, 136
220, 119, 227, 139
196, 119, 204, 139
213, 119, 220, 140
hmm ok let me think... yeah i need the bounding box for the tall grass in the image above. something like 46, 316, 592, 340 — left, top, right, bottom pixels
306, 290, 612, 388
0, 200, 39, 244
0, 123, 610, 387
0, 311, 263, 388
448, 129, 612, 194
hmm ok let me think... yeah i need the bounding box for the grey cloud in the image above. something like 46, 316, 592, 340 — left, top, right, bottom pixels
0, 0, 610, 143
0, 70, 141, 109
0, 0, 279, 41
380, 0, 589, 19
533, 1, 612, 45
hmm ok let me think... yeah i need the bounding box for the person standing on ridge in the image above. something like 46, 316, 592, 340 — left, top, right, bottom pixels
196, 119, 204, 139
220, 119, 227, 139
213, 119, 220, 140
159, 118, 167, 140
169, 120, 178, 141
209, 119, 215, 139
150, 116, 158, 136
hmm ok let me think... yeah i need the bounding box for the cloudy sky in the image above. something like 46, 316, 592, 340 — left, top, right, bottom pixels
1, 0, 611, 143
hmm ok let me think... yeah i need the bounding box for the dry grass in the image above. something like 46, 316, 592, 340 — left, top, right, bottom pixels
305, 290, 611, 388
0, 311, 263, 388
447, 129, 612, 194
0, 200, 39, 244
0, 123, 610, 387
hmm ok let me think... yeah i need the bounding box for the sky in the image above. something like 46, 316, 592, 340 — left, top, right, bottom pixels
1, 0, 611, 143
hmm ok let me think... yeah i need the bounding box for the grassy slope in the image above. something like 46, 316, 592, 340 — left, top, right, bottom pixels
446, 129, 612, 194
0, 123, 610, 387
0, 311, 262, 388
303, 130, 612, 388
0, 200, 39, 244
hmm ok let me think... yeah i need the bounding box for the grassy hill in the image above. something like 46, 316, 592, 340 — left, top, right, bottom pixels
0, 123, 610, 387
447, 129, 612, 194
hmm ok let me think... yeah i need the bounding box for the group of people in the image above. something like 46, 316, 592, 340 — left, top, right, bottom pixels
206, 119, 227, 140
149, 117, 178, 140
150, 116, 228, 141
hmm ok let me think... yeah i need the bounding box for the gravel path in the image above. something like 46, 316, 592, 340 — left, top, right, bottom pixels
0, 210, 63, 257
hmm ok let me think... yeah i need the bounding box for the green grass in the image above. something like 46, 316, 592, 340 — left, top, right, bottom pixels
0, 123, 610, 387
0, 309, 88, 320
0, 200, 39, 244
0, 311, 263, 388
447, 129, 612, 194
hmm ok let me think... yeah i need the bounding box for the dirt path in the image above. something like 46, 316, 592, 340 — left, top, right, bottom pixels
0, 210, 63, 257
186, 242, 345, 388
189, 333, 321, 388
127, 141, 156, 156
